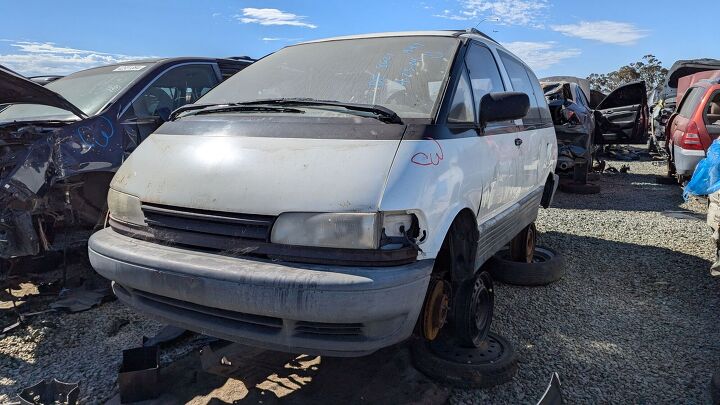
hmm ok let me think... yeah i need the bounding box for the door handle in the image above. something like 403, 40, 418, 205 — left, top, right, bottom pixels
514, 138, 523, 146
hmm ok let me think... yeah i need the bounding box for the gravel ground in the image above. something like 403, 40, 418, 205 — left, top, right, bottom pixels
452, 152, 720, 404
1, 147, 719, 403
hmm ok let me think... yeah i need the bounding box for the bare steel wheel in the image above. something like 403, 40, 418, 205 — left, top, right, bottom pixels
510, 223, 537, 263
452, 271, 494, 348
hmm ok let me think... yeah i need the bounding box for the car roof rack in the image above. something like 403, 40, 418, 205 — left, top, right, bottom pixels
451, 28, 499, 44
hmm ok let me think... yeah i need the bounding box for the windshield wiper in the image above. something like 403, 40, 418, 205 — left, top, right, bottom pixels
236, 98, 403, 124
169, 103, 305, 120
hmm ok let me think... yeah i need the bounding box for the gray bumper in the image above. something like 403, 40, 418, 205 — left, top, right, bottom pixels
89, 228, 433, 357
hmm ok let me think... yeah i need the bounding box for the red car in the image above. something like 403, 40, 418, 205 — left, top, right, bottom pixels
666, 73, 720, 183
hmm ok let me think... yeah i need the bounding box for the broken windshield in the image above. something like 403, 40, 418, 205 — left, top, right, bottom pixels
200, 36, 459, 119
0, 63, 151, 122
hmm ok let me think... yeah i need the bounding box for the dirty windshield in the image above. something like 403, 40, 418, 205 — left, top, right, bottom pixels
200, 36, 459, 119
0, 63, 150, 122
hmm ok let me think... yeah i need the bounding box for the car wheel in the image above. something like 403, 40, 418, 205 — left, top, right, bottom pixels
509, 223, 536, 263
410, 331, 518, 388
488, 246, 565, 286
452, 271, 494, 348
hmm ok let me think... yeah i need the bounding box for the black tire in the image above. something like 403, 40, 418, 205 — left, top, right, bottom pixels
509, 223, 536, 263
488, 246, 565, 286
559, 181, 601, 195
410, 332, 518, 388
452, 272, 494, 348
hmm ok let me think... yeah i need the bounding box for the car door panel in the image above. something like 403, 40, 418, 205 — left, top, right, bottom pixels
595, 81, 647, 144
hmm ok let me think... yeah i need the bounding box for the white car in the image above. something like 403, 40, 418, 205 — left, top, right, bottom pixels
89, 30, 558, 357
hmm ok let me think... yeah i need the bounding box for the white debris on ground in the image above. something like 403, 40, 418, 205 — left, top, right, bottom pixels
1, 148, 719, 404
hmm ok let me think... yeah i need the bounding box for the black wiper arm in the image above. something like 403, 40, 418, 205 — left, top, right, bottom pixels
170, 103, 304, 120
238, 98, 403, 124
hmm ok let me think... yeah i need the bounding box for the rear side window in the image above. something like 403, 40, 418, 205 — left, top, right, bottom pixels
678, 87, 705, 118
497, 50, 543, 125
464, 43, 505, 122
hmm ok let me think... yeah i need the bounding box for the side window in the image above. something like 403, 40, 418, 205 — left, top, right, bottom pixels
706, 92, 720, 124
678, 87, 704, 118
497, 50, 541, 124
526, 68, 552, 124
464, 43, 505, 124
447, 67, 475, 124
128, 64, 219, 120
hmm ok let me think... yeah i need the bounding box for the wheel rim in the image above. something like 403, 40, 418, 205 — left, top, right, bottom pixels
524, 226, 536, 263
470, 273, 494, 345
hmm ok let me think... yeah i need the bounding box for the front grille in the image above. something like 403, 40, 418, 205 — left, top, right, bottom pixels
141, 203, 275, 241
131, 287, 283, 333
294, 321, 364, 337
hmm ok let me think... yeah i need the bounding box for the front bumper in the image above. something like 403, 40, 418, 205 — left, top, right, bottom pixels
673, 145, 705, 176
89, 228, 434, 357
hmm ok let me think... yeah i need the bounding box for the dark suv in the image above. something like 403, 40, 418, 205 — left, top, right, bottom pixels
0, 57, 253, 264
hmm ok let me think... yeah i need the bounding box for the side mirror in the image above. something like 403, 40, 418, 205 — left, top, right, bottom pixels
479, 92, 530, 128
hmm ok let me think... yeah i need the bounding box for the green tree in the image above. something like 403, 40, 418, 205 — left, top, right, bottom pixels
588, 55, 668, 94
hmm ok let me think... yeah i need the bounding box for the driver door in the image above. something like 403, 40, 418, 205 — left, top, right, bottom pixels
594, 81, 648, 144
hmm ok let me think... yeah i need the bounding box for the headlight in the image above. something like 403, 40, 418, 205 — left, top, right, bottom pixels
271, 213, 379, 249
107, 188, 145, 225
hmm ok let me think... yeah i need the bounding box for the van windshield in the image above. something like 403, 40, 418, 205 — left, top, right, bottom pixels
201, 36, 460, 119
0, 64, 150, 122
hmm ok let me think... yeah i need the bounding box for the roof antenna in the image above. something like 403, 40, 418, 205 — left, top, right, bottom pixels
474, 16, 499, 29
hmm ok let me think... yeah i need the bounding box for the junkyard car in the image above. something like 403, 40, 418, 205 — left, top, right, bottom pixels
541, 78, 647, 182
89, 30, 559, 356
0, 57, 253, 264
666, 73, 720, 183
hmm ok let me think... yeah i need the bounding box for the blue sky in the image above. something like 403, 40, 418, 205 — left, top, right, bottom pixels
0, 0, 717, 77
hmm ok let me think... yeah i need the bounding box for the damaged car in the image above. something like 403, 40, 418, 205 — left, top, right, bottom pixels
89, 29, 559, 356
541, 78, 596, 182
541, 78, 647, 183
0, 57, 253, 267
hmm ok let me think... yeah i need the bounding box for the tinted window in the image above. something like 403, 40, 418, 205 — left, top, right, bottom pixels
447, 68, 475, 123
464, 43, 505, 122
129, 64, 219, 119
678, 87, 704, 118
498, 50, 541, 124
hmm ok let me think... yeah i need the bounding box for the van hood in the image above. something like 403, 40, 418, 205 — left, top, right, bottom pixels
111, 116, 407, 215
0, 66, 86, 119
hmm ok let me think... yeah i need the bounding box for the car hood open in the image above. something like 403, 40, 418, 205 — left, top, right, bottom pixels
110, 116, 407, 215
0, 66, 86, 119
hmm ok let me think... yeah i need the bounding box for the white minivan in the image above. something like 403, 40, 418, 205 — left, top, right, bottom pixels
89, 30, 558, 357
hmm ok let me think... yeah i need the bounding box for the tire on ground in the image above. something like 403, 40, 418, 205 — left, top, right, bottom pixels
487, 246, 565, 286
410, 332, 518, 388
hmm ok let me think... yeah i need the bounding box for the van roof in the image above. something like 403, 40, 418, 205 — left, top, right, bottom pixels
298, 29, 499, 46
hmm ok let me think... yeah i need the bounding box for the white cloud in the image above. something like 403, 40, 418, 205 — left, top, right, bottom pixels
551, 21, 647, 45
0, 41, 152, 76
435, 0, 548, 27
237, 8, 317, 29
261, 37, 303, 42
502, 41, 581, 71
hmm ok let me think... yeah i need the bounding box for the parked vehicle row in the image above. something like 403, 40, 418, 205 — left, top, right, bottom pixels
84, 29, 559, 356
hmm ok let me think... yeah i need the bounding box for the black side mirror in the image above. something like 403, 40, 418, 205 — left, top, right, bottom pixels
479, 92, 530, 128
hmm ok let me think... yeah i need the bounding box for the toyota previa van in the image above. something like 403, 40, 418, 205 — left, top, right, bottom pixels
89, 30, 558, 357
